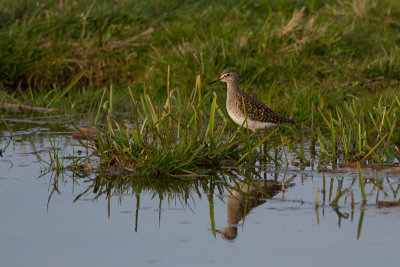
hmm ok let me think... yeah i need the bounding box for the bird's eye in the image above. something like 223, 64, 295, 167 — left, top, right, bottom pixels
226, 74, 231, 77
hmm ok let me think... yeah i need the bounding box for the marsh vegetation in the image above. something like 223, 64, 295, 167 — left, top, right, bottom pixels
2, 0, 399, 171
1, 1, 400, 265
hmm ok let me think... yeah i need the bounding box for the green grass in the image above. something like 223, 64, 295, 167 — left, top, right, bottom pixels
1, 0, 400, 174
91, 78, 279, 176
2, 0, 400, 94
83, 73, 399, 176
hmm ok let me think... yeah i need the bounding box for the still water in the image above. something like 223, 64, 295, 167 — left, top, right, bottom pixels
1, 111, 399, 267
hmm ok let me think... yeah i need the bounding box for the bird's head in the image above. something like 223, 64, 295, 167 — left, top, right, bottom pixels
208, 69, 238, 85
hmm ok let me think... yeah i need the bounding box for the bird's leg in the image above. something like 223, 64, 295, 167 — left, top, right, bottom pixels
274, 131, 278, 165
263, 129, 268, 161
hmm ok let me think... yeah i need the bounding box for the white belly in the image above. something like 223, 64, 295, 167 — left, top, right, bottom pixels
227, 108, 277, 131
247, 120, 277, 130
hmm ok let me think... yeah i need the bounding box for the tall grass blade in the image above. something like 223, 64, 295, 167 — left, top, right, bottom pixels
236, 128, 278, 164
330, 188, 349, 206
357, 162, 367, 204
206, 96, 217, 142
46, 71, 85, 108
95, 87, 107, 125
315, 187, 320, 206
282, 135, 310, 163
359, 134, 387, 163
196, 75, 202, 104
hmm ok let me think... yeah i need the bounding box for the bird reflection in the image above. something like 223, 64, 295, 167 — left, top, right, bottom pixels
218, 179, 284, 240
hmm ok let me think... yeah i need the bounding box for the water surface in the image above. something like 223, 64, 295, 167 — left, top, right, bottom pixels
1, 111, 399, 267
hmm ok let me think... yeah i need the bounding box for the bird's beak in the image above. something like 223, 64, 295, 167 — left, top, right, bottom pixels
207, 76, 222, 85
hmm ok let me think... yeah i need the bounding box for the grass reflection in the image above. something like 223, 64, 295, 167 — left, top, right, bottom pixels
42, 161, 400, 241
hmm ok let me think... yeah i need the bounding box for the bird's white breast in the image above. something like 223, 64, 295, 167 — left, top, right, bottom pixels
227, 107, 245, 126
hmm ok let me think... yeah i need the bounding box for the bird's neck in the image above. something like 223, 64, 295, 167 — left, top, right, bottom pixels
226, 80, 241, 98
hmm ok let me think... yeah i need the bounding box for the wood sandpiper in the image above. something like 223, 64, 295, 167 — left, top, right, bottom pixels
208, 69, 294, 131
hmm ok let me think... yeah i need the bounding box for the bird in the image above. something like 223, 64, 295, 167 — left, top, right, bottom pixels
208, 69, 294, 131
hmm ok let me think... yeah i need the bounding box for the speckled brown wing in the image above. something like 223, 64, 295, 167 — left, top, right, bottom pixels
239, 92, 295, 125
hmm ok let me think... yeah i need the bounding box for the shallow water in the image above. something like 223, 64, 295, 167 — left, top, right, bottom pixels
1, 111, 400, 267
